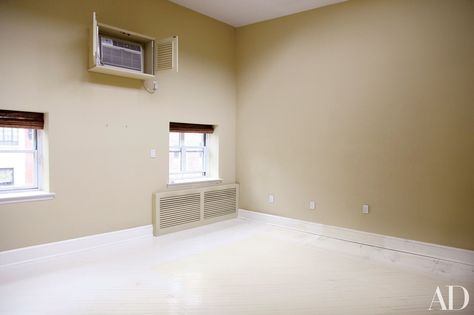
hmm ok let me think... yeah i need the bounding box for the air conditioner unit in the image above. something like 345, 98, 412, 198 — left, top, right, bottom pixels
99, 35, 143, 72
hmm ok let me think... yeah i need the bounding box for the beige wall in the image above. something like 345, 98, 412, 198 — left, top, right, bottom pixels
0, 0, 236, 250
236, 0, 474, 250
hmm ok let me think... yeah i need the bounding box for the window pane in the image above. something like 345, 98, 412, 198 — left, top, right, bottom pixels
169, 132, 180, 147
0, 168, 14, 185
169, 151, 181, 173
185, 150, 204, 172
0, 128, 35, 150
184, 133, 204, 147
0, 152, 37, 189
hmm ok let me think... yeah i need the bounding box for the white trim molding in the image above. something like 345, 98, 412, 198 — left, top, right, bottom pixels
0, 225, 152, 267
0, 191, 55, 205
239, 209, 474, 280
167, 178, 223, 189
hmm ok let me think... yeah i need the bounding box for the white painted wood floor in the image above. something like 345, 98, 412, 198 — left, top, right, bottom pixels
0, 219, 473, 315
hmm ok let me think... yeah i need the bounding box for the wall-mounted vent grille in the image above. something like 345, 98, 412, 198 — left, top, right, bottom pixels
159, 193, 200, 229
153, 184, 238, 236
204, 188, 237, 219
156, 36, 178, 72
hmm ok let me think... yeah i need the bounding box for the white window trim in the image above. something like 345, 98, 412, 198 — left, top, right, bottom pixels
167, 177, 223, 189
0, 190, 55, 205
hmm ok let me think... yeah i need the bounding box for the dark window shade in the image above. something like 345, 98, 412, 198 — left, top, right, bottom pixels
169, 122, 214, 134
0, 110, 44, 129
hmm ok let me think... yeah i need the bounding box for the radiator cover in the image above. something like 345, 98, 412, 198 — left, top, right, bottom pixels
153, 183, 239, 236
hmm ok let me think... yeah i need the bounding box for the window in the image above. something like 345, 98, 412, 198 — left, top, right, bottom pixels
0, 128, 40, 191
0, 110, 44, 192
169, 122, 215, 183
169, 132, 208, 181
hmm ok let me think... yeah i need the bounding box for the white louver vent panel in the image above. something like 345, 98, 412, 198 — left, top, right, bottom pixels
159, 193, 200, 229
204, 188, 237, 219
156, 36, 178, 72
153, 184, 238, 236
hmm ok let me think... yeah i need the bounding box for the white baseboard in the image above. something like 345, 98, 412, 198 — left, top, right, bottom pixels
2, 211, 473, 281
0, 225, 152, 267
239, 209, 474, 280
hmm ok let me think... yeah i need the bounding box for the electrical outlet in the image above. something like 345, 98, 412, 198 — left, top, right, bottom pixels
268, 194, 274, 204
309, 200, 316, 210
362, 204, 369, 214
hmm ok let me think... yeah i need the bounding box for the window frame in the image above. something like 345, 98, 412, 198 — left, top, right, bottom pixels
169, 132, 209, 182
0, 128, 42, 193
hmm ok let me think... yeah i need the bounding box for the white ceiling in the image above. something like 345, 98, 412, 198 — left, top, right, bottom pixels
169, 0, 347, 27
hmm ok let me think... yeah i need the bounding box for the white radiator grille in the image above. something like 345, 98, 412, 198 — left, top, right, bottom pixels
159, 193, 200, 229
204, 188, 237, 219
153, 184, 238, 236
